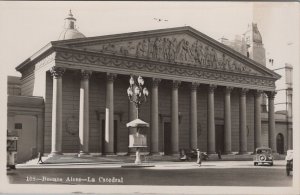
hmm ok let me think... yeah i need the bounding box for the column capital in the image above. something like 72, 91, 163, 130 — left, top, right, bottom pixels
50, 67, 65, 78
191, 82, 200, 91
254, 90, 263, 97
107, 73, 117, 81
152, 78, 161, 87
224, 86, 234, 94
172, 80, 181, 89
266, 91, 277, 99
208, 84, 217, 94
240, 88, 249, 96
81, 70, 92, 80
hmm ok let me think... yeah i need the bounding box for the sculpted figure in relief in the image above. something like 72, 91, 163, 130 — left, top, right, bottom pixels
176, 39, 194, 62
203, 46, 210, 66
147, 38, 154, 58
162, 38, 170, 60
136, 39, 148, 58
152, 37, 161, 60
210, 48, 218, 68
169, 38, 177, 61
198, 43, 205, 65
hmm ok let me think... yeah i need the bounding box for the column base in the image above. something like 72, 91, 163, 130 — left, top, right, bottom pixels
207, 152, 216, 155
207, 154, 219, 160
77, 152, 90, 157
170, 153, 180, 157
103, 152, 117, 156
48, 151, 63, 157
149, 152, 162, 156
237, 151, 248, 155
223, 151, 233, 155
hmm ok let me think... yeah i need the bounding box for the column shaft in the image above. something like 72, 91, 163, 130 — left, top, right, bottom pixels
224, 87, 233, 154
207, 85, 216, 154
254, 91, 262, 150
171, 81, 180, 154
79, 70, 91, 155
268, 91, 277, 152
128, 101, 136, 154
49, 67, 65, 156
129, 102, 137, 121
239, 88, 248, 154
105, 73, 116, 154
151, 78, 160, 154
190, 83, 198, 149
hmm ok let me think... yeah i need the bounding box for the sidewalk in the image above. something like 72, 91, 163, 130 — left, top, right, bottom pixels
15, 153, 286, 169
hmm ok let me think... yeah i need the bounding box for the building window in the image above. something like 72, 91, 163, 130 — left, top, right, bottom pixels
15, 123, 22, 130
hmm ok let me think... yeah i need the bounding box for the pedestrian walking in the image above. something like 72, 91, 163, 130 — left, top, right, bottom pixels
217, 150, 222, 160
37, 152, 44, 164
196, 149, 202, 166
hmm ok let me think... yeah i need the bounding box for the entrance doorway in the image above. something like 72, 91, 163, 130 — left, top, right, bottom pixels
215, 125, 224, 154
164, 122, 172, 155
276, 133, 284, 154
101, 120, 118, 154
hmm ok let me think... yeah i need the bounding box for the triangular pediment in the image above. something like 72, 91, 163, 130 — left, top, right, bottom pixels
53, 27, 280, 79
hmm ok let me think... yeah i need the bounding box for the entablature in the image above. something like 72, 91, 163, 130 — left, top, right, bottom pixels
53, 47, 276, 91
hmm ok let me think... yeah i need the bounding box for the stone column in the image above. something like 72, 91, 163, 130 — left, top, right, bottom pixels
254, 90, 262, 150
105, 73, 116, 154
239, 88, 248, 154
151, 78, 161, 154
267, 91, 277, 153
287, 128, 293, 150
207, 84, 216, 154
78, 70, 92, 156
129, 102, 137, 121
49, 67, 65, 156
171, 80, 181, 155
190, 82, 199, 149
224, 86, 233, 154
128, 100, 137, 154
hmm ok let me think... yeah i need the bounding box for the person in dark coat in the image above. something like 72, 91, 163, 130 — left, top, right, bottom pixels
196, 149, 202, 166
217, 150, 222, 160
37, 152, 44, 164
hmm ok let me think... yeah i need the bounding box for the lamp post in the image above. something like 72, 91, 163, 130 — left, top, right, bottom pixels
127, 75, 149, 118
127, 75, 149, 164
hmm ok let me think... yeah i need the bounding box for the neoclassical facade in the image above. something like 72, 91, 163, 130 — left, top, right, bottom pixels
12, 11, 285, 158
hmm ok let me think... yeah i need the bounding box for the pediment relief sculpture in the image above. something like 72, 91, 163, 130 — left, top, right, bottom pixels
78, 35, 261, 76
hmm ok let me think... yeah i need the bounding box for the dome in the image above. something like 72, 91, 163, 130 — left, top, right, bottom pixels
58, 29, 85, 40
58, 10, 85, 40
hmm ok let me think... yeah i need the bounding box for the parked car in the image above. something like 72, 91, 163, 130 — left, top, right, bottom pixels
254, 147, 273, 166
285, 150, 293, 176
179, 149, 208, 161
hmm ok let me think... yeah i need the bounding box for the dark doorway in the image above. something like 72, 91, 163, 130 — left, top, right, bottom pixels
276, 133, 284, 154
215, 125, 224, 154
101, 120, 118, 154
164, 122, 172, 155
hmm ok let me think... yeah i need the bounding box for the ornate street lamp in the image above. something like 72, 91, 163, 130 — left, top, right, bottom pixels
126, 75, 149, 165
127, 75, 149, 118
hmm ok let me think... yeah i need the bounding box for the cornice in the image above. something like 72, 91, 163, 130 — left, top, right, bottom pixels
15, 44, 55, 72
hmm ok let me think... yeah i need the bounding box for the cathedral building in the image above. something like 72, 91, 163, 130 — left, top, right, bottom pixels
8, 11, 290, 163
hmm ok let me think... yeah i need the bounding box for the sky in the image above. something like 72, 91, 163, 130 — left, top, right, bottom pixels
0, 1, 299, 109
0, 2, 298, 74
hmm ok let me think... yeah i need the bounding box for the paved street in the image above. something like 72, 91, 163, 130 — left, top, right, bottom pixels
7, 160, 292, 186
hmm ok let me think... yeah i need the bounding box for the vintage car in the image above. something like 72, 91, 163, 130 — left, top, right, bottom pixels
285, 150, 293, 176
179, 148, 208, 161
254, 147, 273, 166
